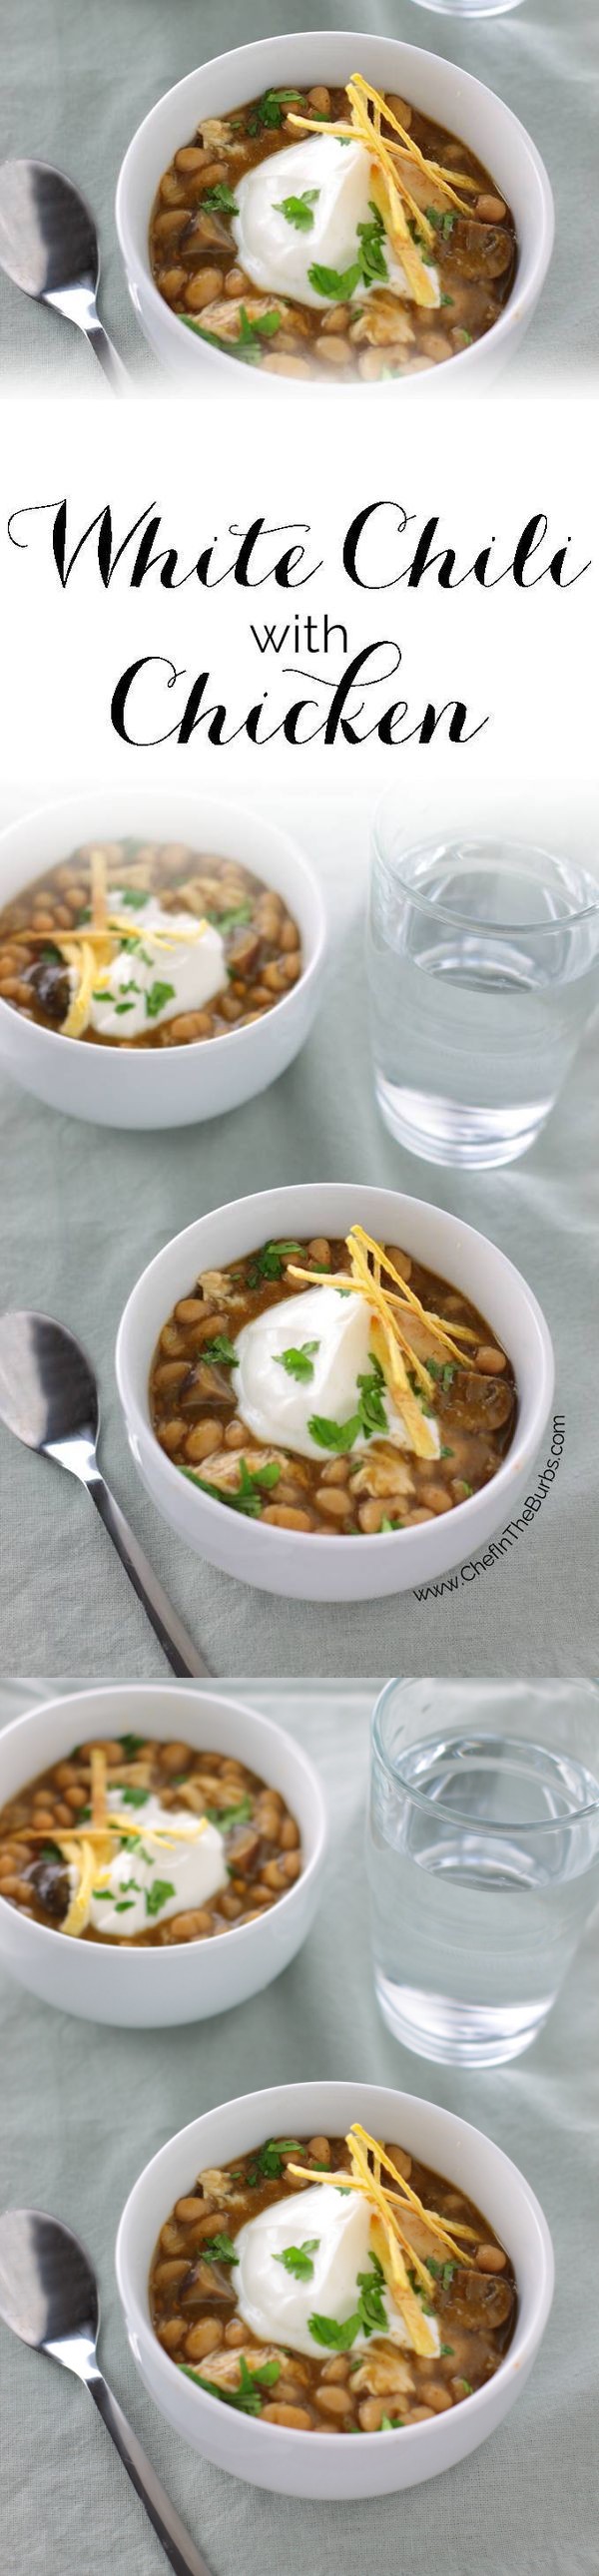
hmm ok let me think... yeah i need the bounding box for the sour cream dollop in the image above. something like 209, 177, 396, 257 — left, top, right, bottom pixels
86, 893, 226, 1040
84, 1793, 228, 1937
233, 1283, 440, 1463
232, 135, 439, 312
235, 2181, 440, 2359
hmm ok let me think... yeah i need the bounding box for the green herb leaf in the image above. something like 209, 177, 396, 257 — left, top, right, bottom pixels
200, 2233, 239, 2268
118, 886, 150, 909
309, 2255, 386, 2351
440, 2343, 454, 2357
200, 184, 239, 214
179, 1457, 282, 1517
201, 1335, 239, 1367
247, 2140, 301, 2185
39, 1840, 63, 1863
115, 1898, 135, 1913
118, 1734, 147, 1759
380, 2413, 404, 2429
277, 1340, 319, 1383
275, 2239, 319, 2282
308, 2310, 360, 2351
424, 205, 456, 240
308, 258, 362, 302
427, 2257, 456, 2290
120, 1785, 150, 1809
307, 1411, 361, 1453
427, 1360, 456, 1392
114, 1001, 136, 1015
247, 1240, 302, 1286
145, 1878, 176, 1919
145, 980, 176, 1021
206, 901, 254, 933
206, 1796, 254, 1831
380, 1514, 404, 1533
275, 189, 318, 233
248, 88, 304, 134
179, 2353, 281, 2412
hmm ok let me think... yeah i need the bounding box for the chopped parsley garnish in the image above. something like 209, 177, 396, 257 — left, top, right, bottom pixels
275, 2239, 319, 2282
207, 901, 253, 933
427, 2257, 456, 2290
182, 310, 283, 366
201, 1335, 239, 1367
145, 980, 176, 1020
440, 292, 454, 307
39, 1840, 63, 1863
275, 189, 318, 232
246, 2140, 301, 2185
200, 184, 239, 215
426, 1360, 456, 1392
206, 1796, 253, 1830
248, 88, 305, 134
309, 202, 387, 302
92, 1888, 113, 1900
201, 2234, 239, 2268
247, 1240, 302, 1285
277, 1339, 319, 1383
120, 1785, 150, 1808
180, 1457, 282, 1516
145, 1878, 176, 1918
308, 1355, 387, 1453
118, 886, 150, 909
39, 941, 62, 962
179, 2354, 281, 2412
115, 1898, 135, 1913
440, 2343, 454, 2357
424, 205, 456, 240
308, 258, 362, 302
380, 2413, 404, 2429
380, 1514, 404, 1533
440, 1446, 454, 1460
118, 1734, 147, 1759
309, 2254, 387, 2349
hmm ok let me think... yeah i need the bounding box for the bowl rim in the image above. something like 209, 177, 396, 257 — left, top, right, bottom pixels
115, 2076, 555, 2455
115, 1179, 555, 1558
115, 26, 555, 389
0, 1681, 328, 1968
0, 787, 327, 1065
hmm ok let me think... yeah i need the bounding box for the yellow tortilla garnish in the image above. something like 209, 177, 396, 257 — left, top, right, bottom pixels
288, 74, 477, 309
60, 938, 98, 1039
287, 1226, 478, 1460
287, 2122, 475, 2357
60, 1836, 97, 1938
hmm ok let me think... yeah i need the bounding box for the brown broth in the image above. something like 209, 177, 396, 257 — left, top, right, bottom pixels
0, 841, 302, 1046
0, 1738, 303, 1944
149, 83, 516, 382
149, 2129, 517, 2428
149, 1234, 517, 1534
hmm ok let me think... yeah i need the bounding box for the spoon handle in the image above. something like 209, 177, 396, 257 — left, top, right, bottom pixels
86, 2370, 214, 2576
83, 314, 130, 389
85, 1467, 212, 1677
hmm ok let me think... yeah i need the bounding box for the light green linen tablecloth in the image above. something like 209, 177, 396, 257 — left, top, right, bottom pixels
0, 1676, 597, 2576
0, 783, 597, 1679
2, 0, 598, 386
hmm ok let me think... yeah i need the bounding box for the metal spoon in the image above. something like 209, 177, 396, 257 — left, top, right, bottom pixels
0, 2210, 213, 2576
0, 1310, 210, 1678
0, 161, 128, 387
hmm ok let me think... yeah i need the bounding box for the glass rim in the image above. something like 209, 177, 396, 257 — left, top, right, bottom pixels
371, 1679, 599, 1833
370, 818, 599, 939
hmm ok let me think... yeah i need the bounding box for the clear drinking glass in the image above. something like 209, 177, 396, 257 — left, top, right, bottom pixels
366, 816, 599, 1169
366, 1679, 599, 2067
409, 0, 524, 16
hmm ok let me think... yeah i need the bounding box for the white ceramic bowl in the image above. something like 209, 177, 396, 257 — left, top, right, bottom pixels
0, 789, 326, 1129
116, 29, 554, 394
116, 2077, 554, 2499
116, 1180, 554, 1603
0, 1684, 327, 2025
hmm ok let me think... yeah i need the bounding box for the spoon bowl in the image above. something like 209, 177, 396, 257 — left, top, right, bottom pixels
0, 2208, 212, 2575
0, 2209, 98, 2354
0, 159, 128, 384
0, 1308, 207, 1676
0, 1309, 98, 1453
